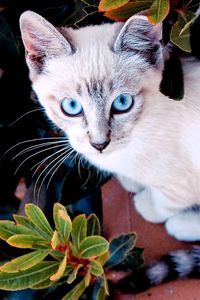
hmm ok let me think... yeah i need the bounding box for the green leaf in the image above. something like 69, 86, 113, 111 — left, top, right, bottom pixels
67, 264, 83, 284
0, 220, 34, 241
50, 251, 67, 281
96, 250, 110, 266
92, 277, 108, 299
89, 260, 104, 276
85, 271, 91, 286
170, 10, 197, 52
94, 285, 107, 300
0, 250, 50, 273
148, 0, 170, 24
105, 233, 136, 269
53, 204, 72, 244
0, 261, 59, 290
7, 234, 47, 249
13, 215, 48, 239
51, 230, 61, 250
61, 278, 86, 300
25, 204, 53, 239
104, 1, 154, 21
108, 247, 144, 271
58, 210, 72, 243
87, 214, 101, 236
99, 0, 129, 12
71, 214, 87, 251
79, 236, 109, 258
32, 265, 73, 289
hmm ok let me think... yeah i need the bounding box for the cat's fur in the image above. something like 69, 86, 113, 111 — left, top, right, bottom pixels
19, 11, 200, 242
19, 10, 200, 293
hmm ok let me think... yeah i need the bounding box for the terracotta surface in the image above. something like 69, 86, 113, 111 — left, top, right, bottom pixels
102, 178, 200, 300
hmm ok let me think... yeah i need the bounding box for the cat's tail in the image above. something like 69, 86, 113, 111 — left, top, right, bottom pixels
116, 246, 200, 294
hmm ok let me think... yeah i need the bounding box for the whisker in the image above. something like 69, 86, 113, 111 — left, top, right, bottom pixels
12, 140, 69, 159
9, 107, 45, 127
34, 148, 74, 202
1, 136, 67, 161
14, 143, 68, 175
46, 149, 75, 190
31, 146, 69, 176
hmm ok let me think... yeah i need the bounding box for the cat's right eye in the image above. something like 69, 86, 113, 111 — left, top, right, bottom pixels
61, 98, 83, 117
111, 94, 134, 114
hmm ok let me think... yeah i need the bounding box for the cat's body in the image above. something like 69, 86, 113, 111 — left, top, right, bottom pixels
19, 11, 200, 290
19, 11, 200, 242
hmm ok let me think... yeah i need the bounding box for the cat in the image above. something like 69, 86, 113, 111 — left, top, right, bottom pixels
19, 10, 200, 292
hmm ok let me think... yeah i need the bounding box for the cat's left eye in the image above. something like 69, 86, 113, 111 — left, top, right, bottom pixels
111, 94, 134, 114
61, 98, 83, 117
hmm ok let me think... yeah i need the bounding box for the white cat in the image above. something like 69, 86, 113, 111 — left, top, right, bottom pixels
20, 11, 200, 242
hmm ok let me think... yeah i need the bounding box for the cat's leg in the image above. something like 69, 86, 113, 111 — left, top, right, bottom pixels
134, 187, 180, 223
165, 208, 200, 241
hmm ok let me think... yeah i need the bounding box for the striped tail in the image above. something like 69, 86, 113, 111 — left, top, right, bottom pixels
116, 246, 200, 294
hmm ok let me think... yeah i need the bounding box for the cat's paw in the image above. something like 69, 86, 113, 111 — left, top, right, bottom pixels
165, 212, 200, 241
134, 188, 166, 223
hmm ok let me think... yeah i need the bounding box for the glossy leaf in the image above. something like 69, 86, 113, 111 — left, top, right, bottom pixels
170, 10, 196, 52
85, 271, 91, 286
105, 233, 136, 269
51, 230, 61, 250
61, 277, 86, 300
99, 0, 129, 12
89, 260, 104, 276
79, 236, 109, 258
92, 280, 107, 300
67, 264, 83, 284
0, 261, 59, 290
148, 0, 170, 24
53, 203, 72, 243
69, 241, 79, 257
71, 214, 87, 251
96, 250, 110, 266
50, 251, 67, 281
87, 214, 101, 236
13, 215, 48, 239
108, 247, 144, 271
25, 204, 53, 239
32, 265, 73, 289
0, 220, 34, 241
59, 210, 72, 242
0, 250, 50, 273
104, 1, 153, 21
7, 234, 47, 249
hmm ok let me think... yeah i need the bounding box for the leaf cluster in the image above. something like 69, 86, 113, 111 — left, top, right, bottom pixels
97, 0, 200, 52
0, 203, 143, 300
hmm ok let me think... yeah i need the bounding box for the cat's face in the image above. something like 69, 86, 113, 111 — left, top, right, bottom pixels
20, 11, 163, 162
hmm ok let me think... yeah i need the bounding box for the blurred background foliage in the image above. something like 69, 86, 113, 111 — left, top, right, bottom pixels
0, 0, 200, 298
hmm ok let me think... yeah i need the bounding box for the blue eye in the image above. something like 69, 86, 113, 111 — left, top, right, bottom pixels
111, 94, 134, 114
61, 98, 83, 116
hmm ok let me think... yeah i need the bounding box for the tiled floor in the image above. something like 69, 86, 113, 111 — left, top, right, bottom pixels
102, 178, 200, 300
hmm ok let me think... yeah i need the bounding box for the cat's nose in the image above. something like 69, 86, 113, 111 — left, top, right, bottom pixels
90, 140, 110, 152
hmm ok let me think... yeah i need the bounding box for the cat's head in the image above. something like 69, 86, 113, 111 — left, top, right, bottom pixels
19, 11, 163, 162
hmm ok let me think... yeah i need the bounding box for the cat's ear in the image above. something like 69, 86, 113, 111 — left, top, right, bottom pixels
20, 11, 74, 76
113, 15, 162, 65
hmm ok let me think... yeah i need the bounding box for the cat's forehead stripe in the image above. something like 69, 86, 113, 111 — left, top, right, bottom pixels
85, 79, 104, 98
76, 84, 82, 96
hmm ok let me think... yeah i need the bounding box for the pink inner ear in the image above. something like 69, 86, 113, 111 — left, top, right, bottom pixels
25, 40, 39, 55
